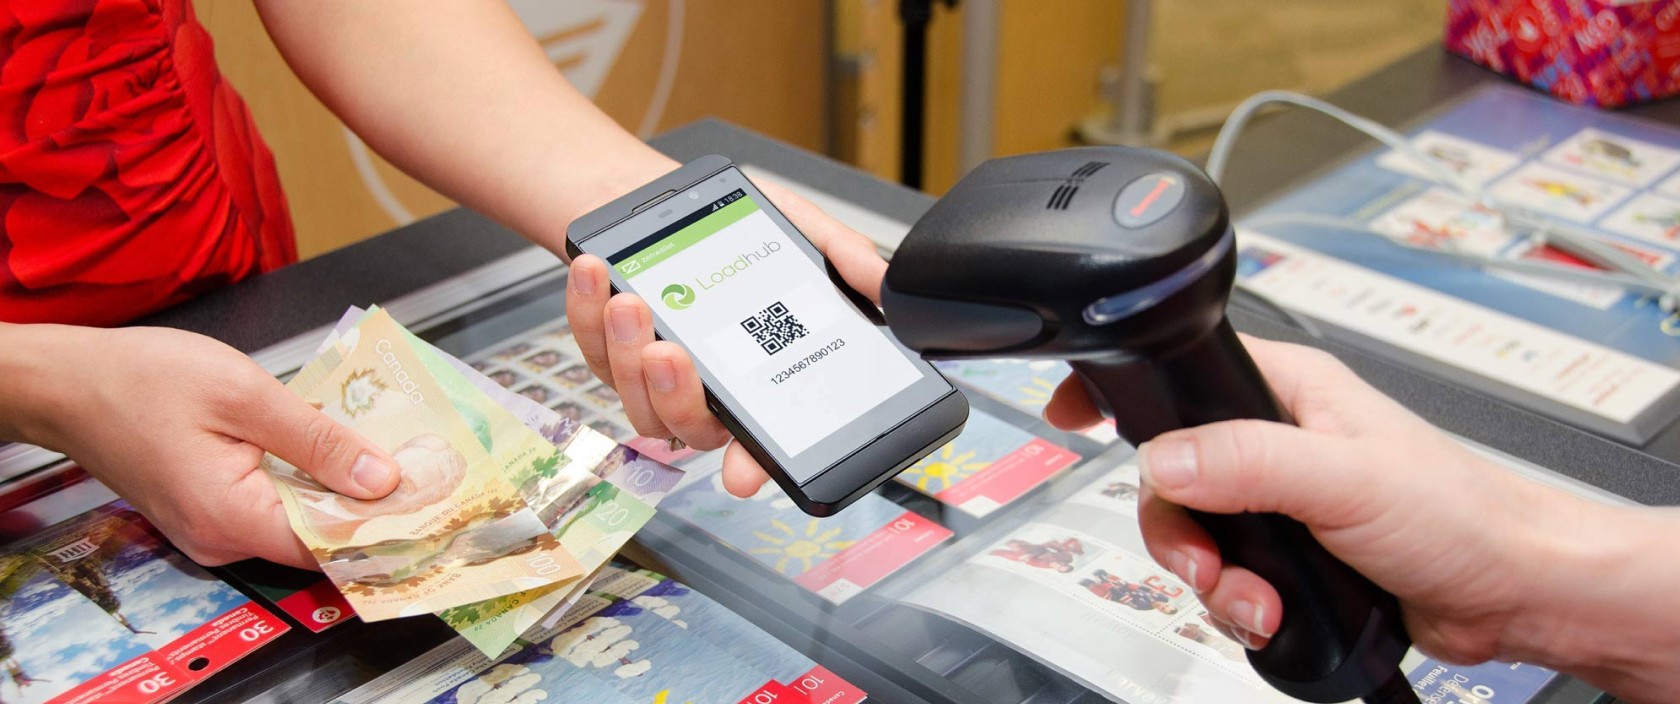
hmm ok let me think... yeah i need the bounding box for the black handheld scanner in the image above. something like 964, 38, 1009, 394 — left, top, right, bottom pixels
880, 147, 1411, 702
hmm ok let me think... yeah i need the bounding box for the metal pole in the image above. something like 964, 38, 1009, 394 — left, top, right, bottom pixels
899, 0, 933, 189
1077, 0, 1160, 147
958, 0, 998, 175
1114, 0, 1155, 142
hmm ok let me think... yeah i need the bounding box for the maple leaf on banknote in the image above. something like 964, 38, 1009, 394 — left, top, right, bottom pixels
339, 368, 386, 418
528, 452, 561, 482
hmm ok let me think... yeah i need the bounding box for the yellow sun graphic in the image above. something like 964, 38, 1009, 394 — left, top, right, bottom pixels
748, 517, 855, 575
339, 368, 387, 418
1015, 377, 1058, 407
903, 445, 990, 492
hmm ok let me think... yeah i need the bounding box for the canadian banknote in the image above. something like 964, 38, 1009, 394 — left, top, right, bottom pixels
403, 329, 651, 655
329, 307, 683, 656
266, 310, 583, 621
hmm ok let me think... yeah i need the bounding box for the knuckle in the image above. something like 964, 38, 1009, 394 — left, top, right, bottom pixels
565, 279, 590, 306
683, 421, 732, 451
582, 354, 614, 387
607, 292, 643, 313
619, 401, 667, 437
1210, 421, 1278, 487
643, 340, 684, 362
197, 336, 252, 376
627, 415, 670, 439
666, 398, 713, 429
566, 304, 598, 336
200, 358, 261, 408
608, 349, 640, 384
593, 374, 618, 393
302, 415, 349, 471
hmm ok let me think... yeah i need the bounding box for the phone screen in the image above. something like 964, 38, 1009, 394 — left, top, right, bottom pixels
606, 179, 925, 476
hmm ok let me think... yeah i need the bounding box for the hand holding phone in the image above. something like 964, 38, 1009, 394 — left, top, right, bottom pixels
566, 157, 967, 515
566, 178, 890, 499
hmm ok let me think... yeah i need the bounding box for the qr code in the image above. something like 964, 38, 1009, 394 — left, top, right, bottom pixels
741, 301, 808, 355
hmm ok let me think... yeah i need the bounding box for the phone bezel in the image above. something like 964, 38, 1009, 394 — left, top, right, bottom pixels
567, 155, 967, 515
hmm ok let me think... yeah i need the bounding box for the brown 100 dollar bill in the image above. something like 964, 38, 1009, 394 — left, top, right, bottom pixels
265, 310, 582, 621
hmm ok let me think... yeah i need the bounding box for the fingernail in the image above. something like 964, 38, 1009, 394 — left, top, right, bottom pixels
1229, 626, 1259, 650
645, 359, 677, 392
1229, 600, 1273, 638
573, 268, 596, 296
351, 453, 395, 495
609, 307, 640, 343
1167, 551, 1200, 593
1139, 438, 1197, 489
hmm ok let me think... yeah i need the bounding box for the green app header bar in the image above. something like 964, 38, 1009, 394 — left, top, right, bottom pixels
616, 197, 759, 279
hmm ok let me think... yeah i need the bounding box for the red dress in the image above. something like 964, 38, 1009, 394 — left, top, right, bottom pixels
0, 0, 295, 326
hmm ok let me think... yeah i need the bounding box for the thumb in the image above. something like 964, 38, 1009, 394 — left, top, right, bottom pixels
1137, 420, 1379, 530
823, 230, 888, 304
240, 378, 401, 500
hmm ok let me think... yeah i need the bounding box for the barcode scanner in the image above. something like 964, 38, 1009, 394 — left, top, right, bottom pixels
879, 147, 1419, 704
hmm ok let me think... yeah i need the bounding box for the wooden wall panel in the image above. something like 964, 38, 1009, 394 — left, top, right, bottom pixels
832, 0, 904, 183
921, 1, 965, 194
992, 1, 1124, 158
197, 0, 828, 260
831, 0, 1124, 195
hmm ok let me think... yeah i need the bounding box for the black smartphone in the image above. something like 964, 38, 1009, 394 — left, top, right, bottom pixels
567, 155, 968, 516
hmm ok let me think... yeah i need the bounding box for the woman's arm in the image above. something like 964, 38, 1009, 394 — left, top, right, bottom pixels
0, 323, 60, 443
251, 0, 677, 253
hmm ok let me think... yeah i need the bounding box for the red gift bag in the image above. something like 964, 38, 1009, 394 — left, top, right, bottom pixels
1446, 0, 1680, 108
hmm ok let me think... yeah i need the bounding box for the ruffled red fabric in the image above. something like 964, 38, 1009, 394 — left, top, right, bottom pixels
0, 0, 295, 326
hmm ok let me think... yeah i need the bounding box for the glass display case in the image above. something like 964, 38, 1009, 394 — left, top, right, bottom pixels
0, 113, 1647, 704
386, 277, 1601, 704
0, 266, 1602, 704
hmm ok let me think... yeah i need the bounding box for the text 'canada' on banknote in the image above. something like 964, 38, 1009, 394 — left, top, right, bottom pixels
264, 309, 583, 621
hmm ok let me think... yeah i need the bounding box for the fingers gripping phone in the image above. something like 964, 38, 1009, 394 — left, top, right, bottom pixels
567, 156, 969, 516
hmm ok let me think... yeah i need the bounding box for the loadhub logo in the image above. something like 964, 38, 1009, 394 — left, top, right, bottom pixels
662, 283, 696, 310
696, 240, 782, 291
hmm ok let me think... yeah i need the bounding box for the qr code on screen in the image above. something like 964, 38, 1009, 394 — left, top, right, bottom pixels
741, 301, 808, 355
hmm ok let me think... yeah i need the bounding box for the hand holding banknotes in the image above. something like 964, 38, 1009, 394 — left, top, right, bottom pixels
1044, 336, 1680, 703
4, 309, 681, 657
566, 179, 887, 498
264, 307, 677, 653
0, 323, 398, 569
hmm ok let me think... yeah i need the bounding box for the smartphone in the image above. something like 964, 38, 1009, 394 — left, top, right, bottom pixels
567, 155, 968, 516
